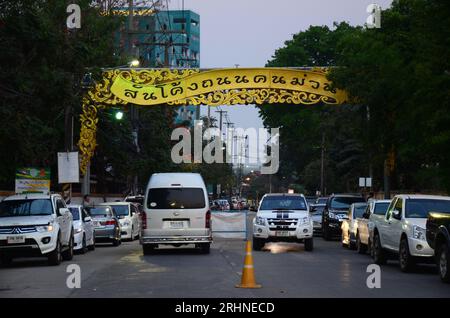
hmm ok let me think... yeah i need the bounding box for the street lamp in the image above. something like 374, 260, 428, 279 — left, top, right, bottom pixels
115, 111, 124, 120
130, 59, 140, 67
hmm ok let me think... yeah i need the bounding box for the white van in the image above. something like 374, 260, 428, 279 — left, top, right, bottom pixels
140, 173, 212, 254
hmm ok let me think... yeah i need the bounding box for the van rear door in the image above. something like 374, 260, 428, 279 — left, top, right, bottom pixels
145, 187, 208, 237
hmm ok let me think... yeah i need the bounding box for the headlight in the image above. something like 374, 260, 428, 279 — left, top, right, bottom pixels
299, 217, 310, 225
412, 225, 426, 241
36, 224, 54, 232
255, 216, 266, 226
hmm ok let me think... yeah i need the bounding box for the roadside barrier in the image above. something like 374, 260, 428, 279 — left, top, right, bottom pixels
236, 240, 262, 289
211, 210, 248, 239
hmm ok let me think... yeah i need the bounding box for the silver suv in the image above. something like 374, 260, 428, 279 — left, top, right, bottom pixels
0, 193, 74, 266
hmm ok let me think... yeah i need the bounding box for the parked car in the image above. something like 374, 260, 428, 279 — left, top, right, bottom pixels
427, 211, 450, 283
341, 202, 368, 250
356, 199, 391, 254
252, 193, 314, 251
99, 202, 140, 240
210, 200, 220, 210
68, 204, 95, 253
141, 173, 212, 254
371, 195, 450, 272
86, 205, 121, 246
310, 203, 326, 235
0, 193, 74, 266
305, 196, 317, 207
322, 194, 366, 240
125, 195, 144, 206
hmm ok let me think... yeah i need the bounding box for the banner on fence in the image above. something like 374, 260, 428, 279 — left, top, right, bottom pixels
211, 211, 247, 239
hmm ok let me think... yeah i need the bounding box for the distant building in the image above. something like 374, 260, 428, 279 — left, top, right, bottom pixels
114, 8, 200, 127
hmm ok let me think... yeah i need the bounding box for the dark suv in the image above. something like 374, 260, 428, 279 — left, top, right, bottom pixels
426, 212, 450, 283
322, 194, 366, 240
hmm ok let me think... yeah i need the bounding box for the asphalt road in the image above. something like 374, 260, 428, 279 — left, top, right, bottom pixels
1, 214, 449, 298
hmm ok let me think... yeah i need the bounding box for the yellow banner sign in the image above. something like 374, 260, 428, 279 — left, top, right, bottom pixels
110, 68, 347, 106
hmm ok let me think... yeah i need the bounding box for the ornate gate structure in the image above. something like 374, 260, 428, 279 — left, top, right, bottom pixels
78, 67, 347, 175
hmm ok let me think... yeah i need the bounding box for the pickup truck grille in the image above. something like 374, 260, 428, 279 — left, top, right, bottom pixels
267, 218, 298, 231
0, 226, 37, 234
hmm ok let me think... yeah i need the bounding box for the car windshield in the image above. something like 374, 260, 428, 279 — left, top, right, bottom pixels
331, 197, 365, 210
111, 205, 129, 216
260, 196, 307, 210
405, 199, 450, 218
147, 188, 206, 209
86, 207, 112, 217
0, 199, 53, 217
354, 204, 367, 218
374, 202, 390, 215
69, 207, 80, 220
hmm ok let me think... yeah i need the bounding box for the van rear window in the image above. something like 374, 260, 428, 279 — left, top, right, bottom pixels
147, 188, 205, 209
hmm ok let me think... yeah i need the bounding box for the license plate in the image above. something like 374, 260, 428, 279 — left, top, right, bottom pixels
170, 221, 184, 229
7, 236, 25, 244
275, 231, 289, 237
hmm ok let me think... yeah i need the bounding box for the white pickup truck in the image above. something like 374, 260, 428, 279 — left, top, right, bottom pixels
0, 193, 74, 266
370, 194, 450, 272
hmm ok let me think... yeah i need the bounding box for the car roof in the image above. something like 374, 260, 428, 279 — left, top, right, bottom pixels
147, 173, 205, 188
263, 193, 305, 197
98, 202, 132, 206
330, 194, 363, 198
3, 193, 59, 201
395, 194, 450, 200
352, 202, 367, 206
373, 200, 391, 203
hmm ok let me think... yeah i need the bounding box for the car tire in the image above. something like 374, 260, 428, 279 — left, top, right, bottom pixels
62, 234, 74, 261
143, 244, 156, 255
79, 234, 87, 254
372, 232, 387, 265
356, 233, 367, 254
199, 243, 210, 254
304, 238, 314, 252
438, 243, 450, 283
48, 237, 62, 266
88, 236, 95, 251
252, 237, 265, 251
399, 238, 416, 272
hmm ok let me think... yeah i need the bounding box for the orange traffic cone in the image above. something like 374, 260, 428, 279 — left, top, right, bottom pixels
235, 240, 262, 288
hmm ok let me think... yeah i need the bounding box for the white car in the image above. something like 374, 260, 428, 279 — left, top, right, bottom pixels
68, 205, 95, 253
141, 173, 212, 254
341, 202, 368, 250
99, 202, 140, 240
356, 199, 391, 254
310, 203, 325, 235
0, 193, 74, 266
371, 194, 450, 272
252, 193, 314, 251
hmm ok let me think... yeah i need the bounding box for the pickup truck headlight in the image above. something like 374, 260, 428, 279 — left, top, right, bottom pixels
36, 224, 54, 232
255, 216, 266, 226
412, 225, 426, 241
299, 217, 310, 225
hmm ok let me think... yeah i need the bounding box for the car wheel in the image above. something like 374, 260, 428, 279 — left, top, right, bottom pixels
399, 238, 415, 272
252, 237, 265, 251
304, 238, 314, 252
143, 244, 156, 255
372, 232, 387, 265
199, 243, 210, 254
48, 237, 62, 266
438, 243, 450, 283
357, 233, 367, 254
62, 234, 74, 261
88, 236, 95, 251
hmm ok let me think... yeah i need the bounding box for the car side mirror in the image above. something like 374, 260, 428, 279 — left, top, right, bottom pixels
392, 209, 401, 220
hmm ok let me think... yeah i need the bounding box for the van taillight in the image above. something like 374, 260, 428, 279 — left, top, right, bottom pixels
141, 211, 147, 229
205, 210, 211, 229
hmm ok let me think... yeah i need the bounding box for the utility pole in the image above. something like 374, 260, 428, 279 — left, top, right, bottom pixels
320, 132, 325, 196
215, 110, 227, 138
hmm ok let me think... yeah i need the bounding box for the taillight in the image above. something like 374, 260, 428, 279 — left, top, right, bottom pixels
141, 211, 147, 229
205, 210, 211, 229
102, 220, 116, 226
